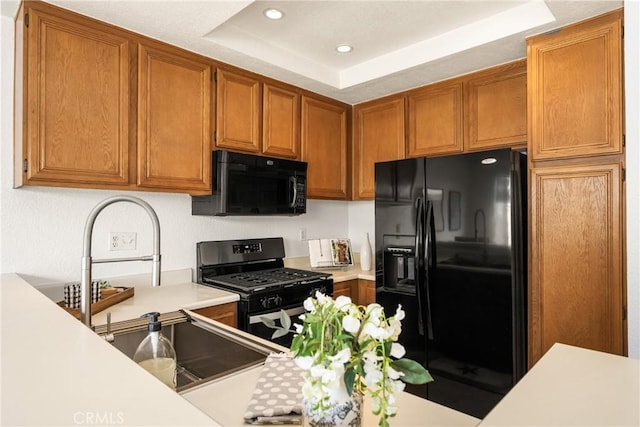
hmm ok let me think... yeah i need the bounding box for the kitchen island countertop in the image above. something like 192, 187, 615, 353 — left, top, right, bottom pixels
0, 273, 219, 427
2, 273, 640, 426
182, 360, 479, 427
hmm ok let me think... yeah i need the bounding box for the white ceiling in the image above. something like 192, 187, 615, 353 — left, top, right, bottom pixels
1, 0, 623, 104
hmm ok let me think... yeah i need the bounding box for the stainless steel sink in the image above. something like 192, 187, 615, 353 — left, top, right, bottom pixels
95, 311, 274, 392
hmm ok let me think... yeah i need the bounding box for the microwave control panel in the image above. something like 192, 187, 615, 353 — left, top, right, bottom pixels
294, 178, 306, 208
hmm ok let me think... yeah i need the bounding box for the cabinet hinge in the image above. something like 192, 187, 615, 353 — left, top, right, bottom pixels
23, 159, 28, 173
622, 25, 624, 39
212, 71, 216, 83
622, 168, 626, 182
623, 305, 627, 321
24, 13, 29, 28
623, 134, 626, 147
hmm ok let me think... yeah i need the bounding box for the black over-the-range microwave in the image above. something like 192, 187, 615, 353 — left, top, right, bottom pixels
191, 150, 307, 216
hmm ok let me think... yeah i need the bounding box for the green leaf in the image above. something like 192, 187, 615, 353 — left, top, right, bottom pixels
344, 368, 356, 396
383, 341, 392, 355
391, 359, 433, 384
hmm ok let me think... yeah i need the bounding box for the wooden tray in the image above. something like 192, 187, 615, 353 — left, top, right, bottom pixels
57, 287, 134, 319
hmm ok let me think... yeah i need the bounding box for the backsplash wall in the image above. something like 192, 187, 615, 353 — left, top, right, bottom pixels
0, 184, 370, 285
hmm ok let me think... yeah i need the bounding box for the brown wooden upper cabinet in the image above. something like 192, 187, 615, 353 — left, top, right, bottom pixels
215, 68, 262, 154
529, 161, 624, 364
137, 42, 212, 194
15, 2, 131, 188
464, 60, 527, 150
262, 83, 300, 159
14, 2, 213, 195
527, 10, 623, 160
353, 96, 405, 200
407, 79, 464, 157
301, 96, 349, 199
216, 69, 302, 160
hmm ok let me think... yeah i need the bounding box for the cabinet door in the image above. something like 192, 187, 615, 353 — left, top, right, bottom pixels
333, 280, 356, 300
19, 5, 131, 186
353, 97, 405, 200
192, 303, 238, 328
528, 10, 623, 160
529, 162, 623, 365
407, 80, 463, 157
216, 69, 261, 153
137, 43, 212, 194
262, 83, 300, 159
465, 60, 527, 150
301, 96, 349, 199
357, 280, 376, 306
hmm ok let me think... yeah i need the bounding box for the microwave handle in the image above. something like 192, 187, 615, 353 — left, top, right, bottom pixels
289, 176, 298, 208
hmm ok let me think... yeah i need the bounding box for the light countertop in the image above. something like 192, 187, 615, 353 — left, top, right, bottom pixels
284, 256, 375, 282
91, 281, 239, 325
4, 271, 639, 427
478, 343, 640, 426
182, 362, 479, 427
0, 273, 218, 427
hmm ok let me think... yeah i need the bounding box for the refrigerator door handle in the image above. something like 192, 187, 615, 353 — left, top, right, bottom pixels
424, 200, 435, 340
414, 196, 425, 336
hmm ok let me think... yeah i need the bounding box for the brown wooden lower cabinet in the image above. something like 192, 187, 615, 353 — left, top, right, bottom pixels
357, 280, 376, 306
333, 279, 375, 306
529, 161, 624, 365
192, 302, 238, 328
333, 280, 356, 300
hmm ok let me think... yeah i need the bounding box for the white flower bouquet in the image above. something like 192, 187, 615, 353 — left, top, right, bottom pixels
263, 292, 433, 427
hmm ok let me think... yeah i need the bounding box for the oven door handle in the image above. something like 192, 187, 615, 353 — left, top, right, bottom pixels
249, 306, 306, 325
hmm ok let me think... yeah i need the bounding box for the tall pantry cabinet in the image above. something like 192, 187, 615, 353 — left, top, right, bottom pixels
527, 9, 625, 365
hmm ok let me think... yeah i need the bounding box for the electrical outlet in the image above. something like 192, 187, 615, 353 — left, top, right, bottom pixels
299, 228, 307, 241
109, 232, 137, 251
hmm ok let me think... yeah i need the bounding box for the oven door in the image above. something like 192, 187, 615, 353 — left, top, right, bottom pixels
248, 305, 306, 348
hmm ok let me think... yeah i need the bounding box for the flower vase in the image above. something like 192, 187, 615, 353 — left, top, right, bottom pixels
360, 232, 372, 271
302, 392, 363, 427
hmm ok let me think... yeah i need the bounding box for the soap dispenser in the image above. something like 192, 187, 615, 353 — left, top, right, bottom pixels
133, 312, 177, 390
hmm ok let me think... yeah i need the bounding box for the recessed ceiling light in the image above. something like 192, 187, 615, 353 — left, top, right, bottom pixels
336, 44, 353, 54
263, 8, 284, 20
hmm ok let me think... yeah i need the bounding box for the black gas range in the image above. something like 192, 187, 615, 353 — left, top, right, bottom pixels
196, 237, 333, 346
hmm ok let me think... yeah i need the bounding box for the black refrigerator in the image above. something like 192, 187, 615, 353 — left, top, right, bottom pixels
374, 148, 527, 419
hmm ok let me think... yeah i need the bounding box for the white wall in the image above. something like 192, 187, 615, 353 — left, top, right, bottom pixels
1, 5, 638, 357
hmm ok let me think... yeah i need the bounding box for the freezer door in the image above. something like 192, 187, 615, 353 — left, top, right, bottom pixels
374, 157, 426, 292
423, 149, 527, 418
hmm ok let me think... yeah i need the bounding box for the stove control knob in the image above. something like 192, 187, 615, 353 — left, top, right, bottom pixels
275, 295, 283, 306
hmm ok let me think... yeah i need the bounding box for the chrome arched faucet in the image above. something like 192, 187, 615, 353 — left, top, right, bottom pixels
81, 195, 161, 328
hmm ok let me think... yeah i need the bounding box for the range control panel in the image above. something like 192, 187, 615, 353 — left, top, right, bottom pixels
233, 243, 263, 254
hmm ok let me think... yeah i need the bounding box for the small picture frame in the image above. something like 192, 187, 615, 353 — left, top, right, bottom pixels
330, 238, 353, 266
